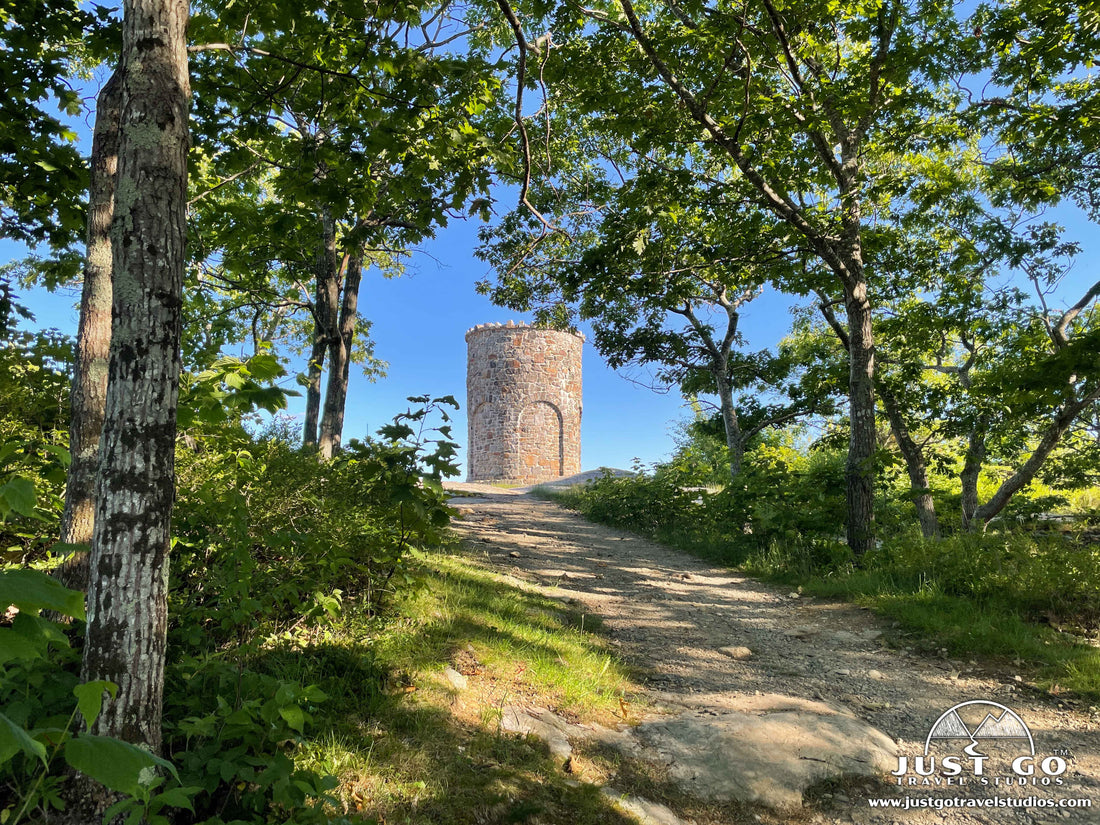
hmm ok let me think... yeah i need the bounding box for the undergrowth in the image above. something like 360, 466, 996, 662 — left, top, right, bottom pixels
2, 389, 647, 823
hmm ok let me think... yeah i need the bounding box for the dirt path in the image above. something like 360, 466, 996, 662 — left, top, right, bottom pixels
446, 485, 1100, 825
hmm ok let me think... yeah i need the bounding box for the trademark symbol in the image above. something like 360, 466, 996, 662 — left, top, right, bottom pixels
1052, 748, 1071, 758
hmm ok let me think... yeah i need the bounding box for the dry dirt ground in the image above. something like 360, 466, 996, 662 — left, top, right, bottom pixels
444, 483, 1100, 825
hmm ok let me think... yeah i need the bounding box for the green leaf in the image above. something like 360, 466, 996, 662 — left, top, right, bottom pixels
0, 568, 85, 619
0, 711, 47, 766
246, 353, 284, 381
0, 627, 45, 664
0, 477, 36, 517
64, 735, 179, 796
11, 611, 70, 652
223, 370, 247, 390
277, 704, 305, 732
41, 443, 71, 466
50, 541, 88, 559
150, 786, 200, 812
73, 681, 118, 730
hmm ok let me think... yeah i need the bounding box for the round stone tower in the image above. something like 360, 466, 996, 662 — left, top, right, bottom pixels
466, 322, 583, 483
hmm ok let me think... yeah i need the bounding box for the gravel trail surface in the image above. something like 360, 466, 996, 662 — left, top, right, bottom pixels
446, 484, 1100, 825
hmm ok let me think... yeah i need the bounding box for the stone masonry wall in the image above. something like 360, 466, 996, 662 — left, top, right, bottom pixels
466, 322, 582, 483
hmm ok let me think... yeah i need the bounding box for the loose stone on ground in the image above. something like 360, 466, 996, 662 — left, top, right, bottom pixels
719, 646, 753, 660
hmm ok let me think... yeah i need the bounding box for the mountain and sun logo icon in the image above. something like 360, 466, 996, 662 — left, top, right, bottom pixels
926, 700, 1034, 756
893, 700, 1068, 784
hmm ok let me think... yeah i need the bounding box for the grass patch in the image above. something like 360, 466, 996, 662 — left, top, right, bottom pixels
266, 545, 645, 823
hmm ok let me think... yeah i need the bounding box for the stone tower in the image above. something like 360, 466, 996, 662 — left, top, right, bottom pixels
466, 322, 582, 483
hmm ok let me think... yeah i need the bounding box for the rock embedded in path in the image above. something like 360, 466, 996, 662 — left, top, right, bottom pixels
601, 788, 689, 825
631, 694, 897, 810
719, 645, 753, 660
499, 705, 578, 759
442, 666, 468, 691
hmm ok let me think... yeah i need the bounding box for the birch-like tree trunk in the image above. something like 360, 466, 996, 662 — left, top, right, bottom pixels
54, 69, 122, 594
76, 0, 189, 812
303, 207, 339, 447
318, 251, 363, 459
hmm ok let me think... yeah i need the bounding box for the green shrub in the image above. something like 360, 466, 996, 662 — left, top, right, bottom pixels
2, 395, 460, 822
171, 396, 459, 649
0, 309, 71, 564
871, 532, 1100, 625
0, 569, 201, 825
165, 659, 339, 824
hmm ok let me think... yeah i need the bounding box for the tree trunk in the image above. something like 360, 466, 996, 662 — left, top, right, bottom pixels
302, 337, 325, 447
970, 386, 1100, 528
54, 69, 122, 595
960, 420, 987, 531
319, 251, 363, 459
879, 383, 940, 539
74, 0, 189, 813
303, 207, 339, 447
714, 371, 744, 482
844, 279, 876, 557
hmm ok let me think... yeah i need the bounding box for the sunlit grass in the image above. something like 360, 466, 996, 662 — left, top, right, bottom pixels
265, 546, 643, 823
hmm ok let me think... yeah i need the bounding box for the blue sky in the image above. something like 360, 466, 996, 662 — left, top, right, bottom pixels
4, 214, 714, 474
7, 183, 1099, 478
6, 43, 1099, 478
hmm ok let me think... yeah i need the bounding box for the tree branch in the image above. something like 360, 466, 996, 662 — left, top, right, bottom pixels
493, 0, 555, 233
1052, 277, 1100, 349
187, 162, 262, 206
613, 0, 853, 286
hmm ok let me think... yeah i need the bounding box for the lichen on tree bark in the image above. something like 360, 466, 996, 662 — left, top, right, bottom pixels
71, 0, 190, 815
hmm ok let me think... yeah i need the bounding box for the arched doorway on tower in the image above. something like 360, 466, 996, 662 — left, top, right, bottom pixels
517, 400, 564, 479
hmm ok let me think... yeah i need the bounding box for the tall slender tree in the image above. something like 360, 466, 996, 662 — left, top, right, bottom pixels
54, 69, 121, 593
186, 0, 501, 455
71, 0, 189, 813
484, 0, 966, 555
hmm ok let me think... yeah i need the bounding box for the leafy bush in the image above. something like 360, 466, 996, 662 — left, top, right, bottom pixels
160, 395, 460, 822
2, 394, 460, 822
165, 660, 339, 824
170, 395, 459, 648
0, 569, 199, 825
555, 435, 856, 565
0, 287, 71, 563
